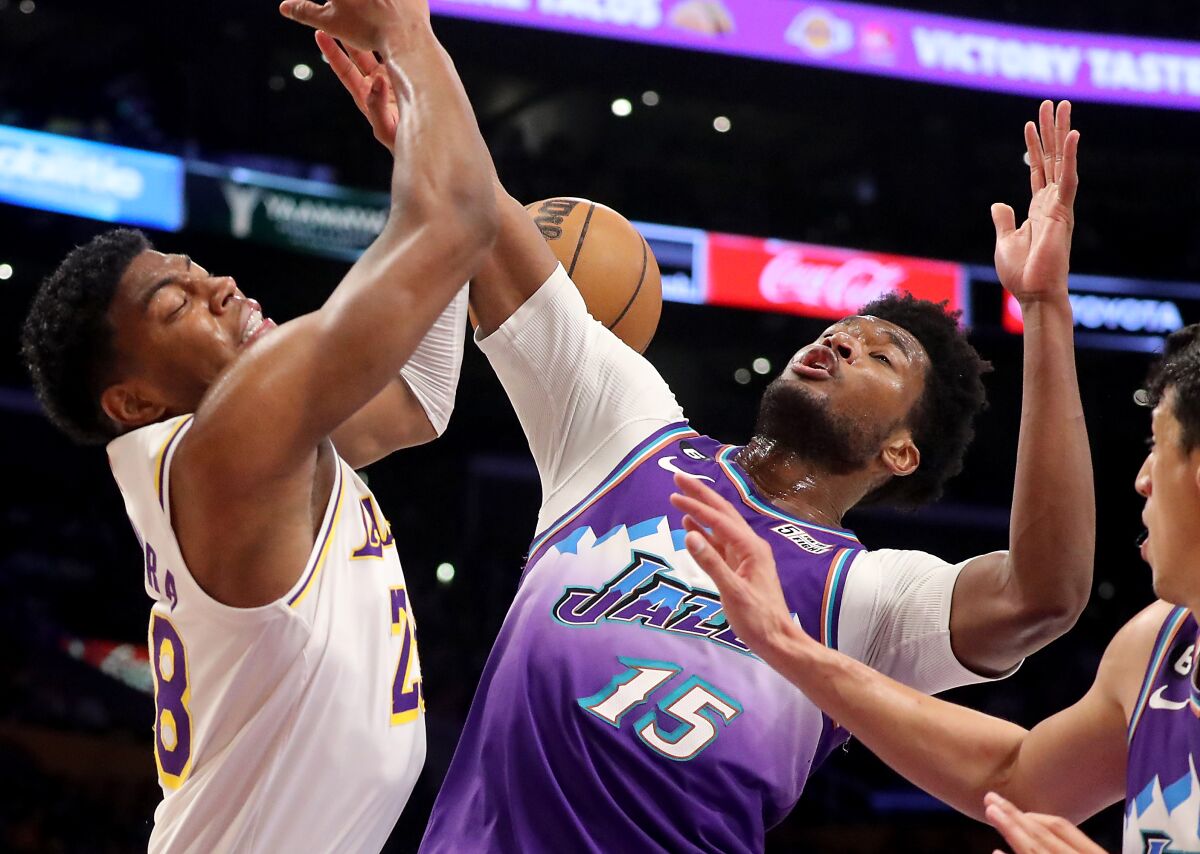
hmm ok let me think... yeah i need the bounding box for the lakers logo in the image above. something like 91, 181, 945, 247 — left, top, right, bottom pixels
351, 496, 394, 560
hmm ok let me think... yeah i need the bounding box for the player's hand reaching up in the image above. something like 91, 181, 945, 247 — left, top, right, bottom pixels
669, 473, 808, 658
992, 100, 1079, 306
984, 792, 1105, 854
280, 0, 430, 53
316, 31, 400, 152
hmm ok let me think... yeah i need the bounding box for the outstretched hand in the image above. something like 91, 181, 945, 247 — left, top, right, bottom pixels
280, 0, 429, 53
992, 100, 1079, 306
984, 793, 1105, 854
315, 31, 400, 152
668, 473, 807, 656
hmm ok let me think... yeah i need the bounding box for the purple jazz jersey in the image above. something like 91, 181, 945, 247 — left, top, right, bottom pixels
1124, 607, 1200, 853
422, 424, 865, 853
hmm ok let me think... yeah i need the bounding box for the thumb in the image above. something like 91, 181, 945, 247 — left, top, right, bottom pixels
991, 203, 1017, 240
280, 0, 330, 27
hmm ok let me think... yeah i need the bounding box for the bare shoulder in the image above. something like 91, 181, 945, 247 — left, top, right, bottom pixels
1096, 600, 1180, 719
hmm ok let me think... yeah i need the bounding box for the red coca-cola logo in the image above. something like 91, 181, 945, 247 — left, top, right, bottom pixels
759, 250, 907, 312
705, 233, 963, 320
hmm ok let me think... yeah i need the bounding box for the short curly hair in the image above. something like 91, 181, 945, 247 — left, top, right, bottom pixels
856, 292, 992, 509
1144, 324, 1200, 452
20, 228, 152, 445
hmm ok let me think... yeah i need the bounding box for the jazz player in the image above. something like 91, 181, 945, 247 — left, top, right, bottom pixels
675, 325, 1200, 854
18, 0, 498, 850
319, 39, 1096, 849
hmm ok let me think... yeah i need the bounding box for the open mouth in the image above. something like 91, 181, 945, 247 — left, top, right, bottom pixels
792, 345, 839, 380
240, 304, 277, 348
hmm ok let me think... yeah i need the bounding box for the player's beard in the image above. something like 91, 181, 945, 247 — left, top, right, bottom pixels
752, 377, 892, 476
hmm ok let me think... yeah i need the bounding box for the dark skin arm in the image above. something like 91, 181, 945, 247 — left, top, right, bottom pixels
948, 100, 1093, 675
169, 0, 498, 608
331, 377, 436, 469
312, 31, 558, 340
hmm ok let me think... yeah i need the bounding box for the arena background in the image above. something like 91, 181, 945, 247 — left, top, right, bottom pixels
0, 1, 1195, 850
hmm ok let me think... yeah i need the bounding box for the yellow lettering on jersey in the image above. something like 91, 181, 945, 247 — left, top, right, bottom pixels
352, 495, 395, 561
389, 586, 423, 725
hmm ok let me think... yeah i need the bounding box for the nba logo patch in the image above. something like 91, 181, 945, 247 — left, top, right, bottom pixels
770, 524, 834, 554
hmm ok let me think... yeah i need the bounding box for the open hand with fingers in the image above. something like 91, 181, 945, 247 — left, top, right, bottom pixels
316, 31, 400, 152
984, 793, 1105, 854
280, 0, 430, 53
668, 473, 810, 659
992, 100, 1080, 306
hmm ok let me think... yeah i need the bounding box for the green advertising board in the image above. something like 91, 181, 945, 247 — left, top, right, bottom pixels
186, 161, 390, 261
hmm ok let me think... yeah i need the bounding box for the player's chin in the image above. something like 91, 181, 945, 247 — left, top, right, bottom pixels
1149, 565, 1184, 605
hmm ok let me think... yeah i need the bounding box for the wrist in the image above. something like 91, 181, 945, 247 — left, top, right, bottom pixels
379, 17, 435, 57
759, 616, 820, 670
1014, 289, 1071, 312
1015, 292, 1075, 334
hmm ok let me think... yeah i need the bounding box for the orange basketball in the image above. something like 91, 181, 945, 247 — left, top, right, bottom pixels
525, 198, 662, 353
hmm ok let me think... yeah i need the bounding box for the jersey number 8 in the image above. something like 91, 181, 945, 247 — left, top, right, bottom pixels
150, 614, 194, 789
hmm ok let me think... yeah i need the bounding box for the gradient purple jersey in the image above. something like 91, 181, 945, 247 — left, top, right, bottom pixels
421, 424, 864, 852
1125, 607, 1200, 854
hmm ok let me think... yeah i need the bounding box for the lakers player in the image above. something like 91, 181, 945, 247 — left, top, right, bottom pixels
677, 324, 1200, 854
319, 41, 1097, 851
18, 0, 498, 850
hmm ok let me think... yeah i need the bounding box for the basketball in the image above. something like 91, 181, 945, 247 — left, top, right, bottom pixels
525, 197, 663, 353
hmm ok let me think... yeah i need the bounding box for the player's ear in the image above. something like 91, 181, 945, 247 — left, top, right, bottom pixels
881, 432, 920, 479
101, 380, 165, 432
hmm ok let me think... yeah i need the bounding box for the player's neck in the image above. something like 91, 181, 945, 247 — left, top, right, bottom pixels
735, 436, 872, 531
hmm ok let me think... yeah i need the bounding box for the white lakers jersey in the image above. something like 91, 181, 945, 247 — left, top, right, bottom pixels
107, 415, 426, 853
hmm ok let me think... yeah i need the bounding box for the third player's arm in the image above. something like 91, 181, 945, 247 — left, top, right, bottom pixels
751, 607, 1135, 823
672, 474, 1153, 825
948, 101, 1093, 675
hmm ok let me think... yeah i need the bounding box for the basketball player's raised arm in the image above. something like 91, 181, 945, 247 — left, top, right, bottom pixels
671, 473, 1151, 826
948, 101, 1093, 675
315, 34, 680, 502
181, 3, 496, 487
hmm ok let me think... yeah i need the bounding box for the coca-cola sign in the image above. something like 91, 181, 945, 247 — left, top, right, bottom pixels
706, 233, 964, 320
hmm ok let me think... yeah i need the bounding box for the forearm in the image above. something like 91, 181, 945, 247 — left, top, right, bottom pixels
258, 22, 494, 457
1008, 294, 1094, 619
470, 184, 560, 337
764, 626, 1028, 820
379, 23, 497, 242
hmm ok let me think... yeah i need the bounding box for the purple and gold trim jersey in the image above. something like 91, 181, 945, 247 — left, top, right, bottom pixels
422, 424, 864, 853
1125, 606, 1200, 854
107, 416, 426, 853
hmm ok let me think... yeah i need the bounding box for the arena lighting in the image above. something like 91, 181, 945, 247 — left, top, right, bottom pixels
733, 368, 752, 385
292, 63, 313, 81
436, 563, 456, 584
752, 357, 771, 375
713, 116, 732, 133
427, 0, 1200, 112
18, 0, 33, 13
641, 90, 660, 106
611, 98, 633, 117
